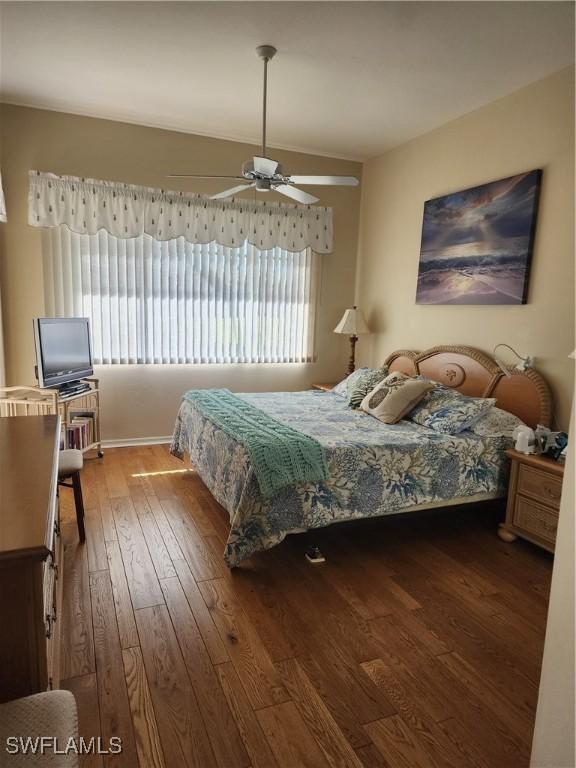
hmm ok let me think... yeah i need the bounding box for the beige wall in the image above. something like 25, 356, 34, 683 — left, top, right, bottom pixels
356, 67, 575, 430
0, 105, 361, 440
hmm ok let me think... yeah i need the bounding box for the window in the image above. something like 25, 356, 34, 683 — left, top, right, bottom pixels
43, 228, 318, 365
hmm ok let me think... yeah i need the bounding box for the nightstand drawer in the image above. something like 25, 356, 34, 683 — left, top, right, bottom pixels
513, 496, 558, 545
518, 465, 562, 509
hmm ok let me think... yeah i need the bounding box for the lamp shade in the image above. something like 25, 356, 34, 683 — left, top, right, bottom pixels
334, 307, 370, 335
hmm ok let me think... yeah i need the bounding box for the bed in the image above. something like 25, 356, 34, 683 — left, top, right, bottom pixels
171, 346, 552, 566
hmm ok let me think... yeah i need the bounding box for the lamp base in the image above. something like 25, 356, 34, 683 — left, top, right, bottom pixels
347, 335, 358, 376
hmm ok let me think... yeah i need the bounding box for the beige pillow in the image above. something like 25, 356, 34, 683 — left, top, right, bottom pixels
360, 372, 434, 424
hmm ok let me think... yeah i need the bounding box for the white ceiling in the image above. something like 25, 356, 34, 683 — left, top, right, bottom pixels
0, 1, 573, 160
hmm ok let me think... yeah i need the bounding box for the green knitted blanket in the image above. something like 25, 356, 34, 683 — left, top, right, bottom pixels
183, 389, 327, 498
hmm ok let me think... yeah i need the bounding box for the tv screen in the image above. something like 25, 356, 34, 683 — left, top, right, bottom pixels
34, 317, 93, 388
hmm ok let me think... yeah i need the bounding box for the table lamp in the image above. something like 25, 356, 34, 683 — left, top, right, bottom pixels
334, 306, 370, 375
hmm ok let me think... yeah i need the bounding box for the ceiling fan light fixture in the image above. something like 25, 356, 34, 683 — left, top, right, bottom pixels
255, 179, 272, 192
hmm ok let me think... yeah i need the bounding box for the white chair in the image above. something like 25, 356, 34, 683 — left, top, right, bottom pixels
0, 690, 78, 766
58, 450, 85, 542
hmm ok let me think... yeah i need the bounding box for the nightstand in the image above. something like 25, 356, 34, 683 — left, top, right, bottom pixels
312, 383, 337, 391
498, 449, 564, 553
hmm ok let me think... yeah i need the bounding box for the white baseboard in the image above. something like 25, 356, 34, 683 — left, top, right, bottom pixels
101, 436, 171, 449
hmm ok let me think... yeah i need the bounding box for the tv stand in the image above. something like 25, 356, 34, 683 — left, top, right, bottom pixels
0, 378, 103, 457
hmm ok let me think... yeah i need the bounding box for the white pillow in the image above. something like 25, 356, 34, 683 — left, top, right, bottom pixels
468, 406, 525, 437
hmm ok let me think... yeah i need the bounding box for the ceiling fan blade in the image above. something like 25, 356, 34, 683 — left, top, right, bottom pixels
253, 156, 279, 176
167, 174, 245, 180
210, 183, 256, 200
274, 184, 319, 205
287, 175, 359, 186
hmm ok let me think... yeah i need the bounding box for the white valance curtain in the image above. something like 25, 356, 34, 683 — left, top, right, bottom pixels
29, 171, 333, 253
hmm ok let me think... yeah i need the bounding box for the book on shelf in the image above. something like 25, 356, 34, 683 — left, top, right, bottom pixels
62, 409, 97, 450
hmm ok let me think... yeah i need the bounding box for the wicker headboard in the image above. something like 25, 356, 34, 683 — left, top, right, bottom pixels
385, 345, 552, 429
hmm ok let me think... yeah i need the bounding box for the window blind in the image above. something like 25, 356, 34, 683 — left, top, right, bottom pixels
42, 228, 318, 365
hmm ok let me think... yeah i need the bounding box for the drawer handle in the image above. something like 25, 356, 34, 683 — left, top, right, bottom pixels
542, 485, 560, 500
541, 521, 557, 534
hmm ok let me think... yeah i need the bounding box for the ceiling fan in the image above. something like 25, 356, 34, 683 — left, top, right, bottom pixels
168, 45, 359, 204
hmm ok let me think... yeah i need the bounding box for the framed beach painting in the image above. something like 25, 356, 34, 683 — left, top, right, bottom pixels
416, 169, 542, 305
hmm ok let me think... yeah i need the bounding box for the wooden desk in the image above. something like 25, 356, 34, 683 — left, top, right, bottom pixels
0, 415, 62, 701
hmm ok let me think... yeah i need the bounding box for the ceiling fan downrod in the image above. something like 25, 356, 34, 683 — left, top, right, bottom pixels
256, 45, 277, 159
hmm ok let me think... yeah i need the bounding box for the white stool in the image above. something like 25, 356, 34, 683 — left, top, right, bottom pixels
0, 690, 78, 766
58, 450, 85, 542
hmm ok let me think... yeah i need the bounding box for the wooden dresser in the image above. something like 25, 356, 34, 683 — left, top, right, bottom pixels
0, 415, 62, 702
499, 448, 564, 553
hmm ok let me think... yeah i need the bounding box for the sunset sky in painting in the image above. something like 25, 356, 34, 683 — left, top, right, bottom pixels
420, 170, 541, 261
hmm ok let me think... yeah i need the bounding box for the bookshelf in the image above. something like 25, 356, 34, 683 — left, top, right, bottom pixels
0, 378, 103, 457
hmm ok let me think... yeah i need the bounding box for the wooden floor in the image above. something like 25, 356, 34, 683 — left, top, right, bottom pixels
59, 445, 553, 768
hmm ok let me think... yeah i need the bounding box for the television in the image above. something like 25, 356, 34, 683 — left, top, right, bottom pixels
33, 317, 93, 390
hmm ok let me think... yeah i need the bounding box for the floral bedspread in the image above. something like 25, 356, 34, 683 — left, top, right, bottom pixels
170, 390, 510, 566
